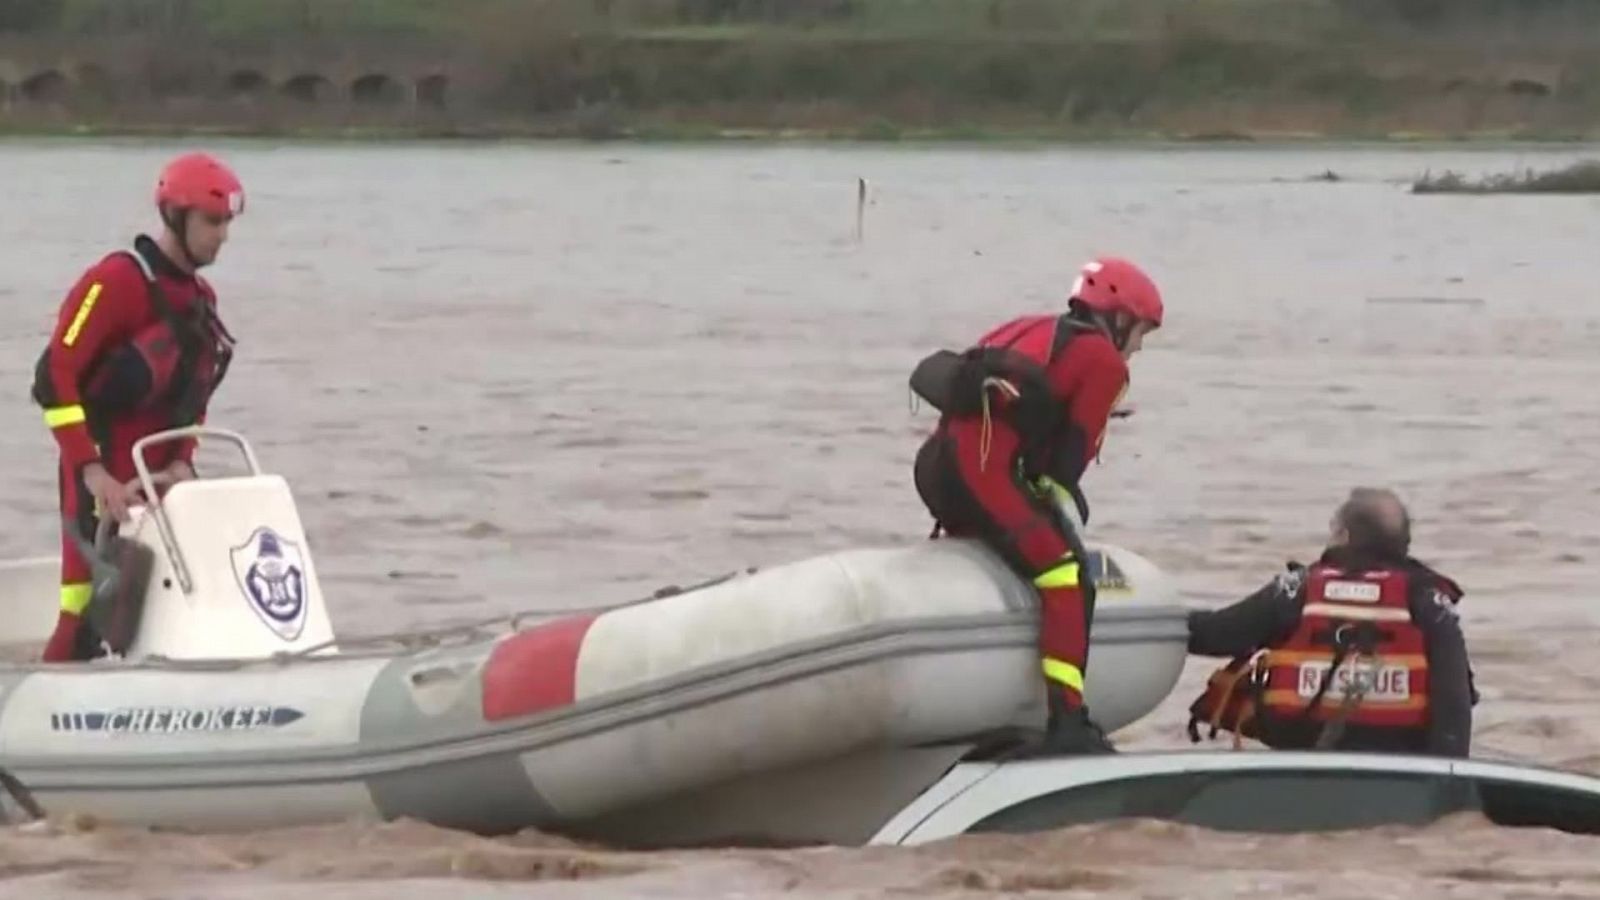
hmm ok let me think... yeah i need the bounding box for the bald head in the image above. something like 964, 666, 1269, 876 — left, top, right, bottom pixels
1330, 487, 1412, 559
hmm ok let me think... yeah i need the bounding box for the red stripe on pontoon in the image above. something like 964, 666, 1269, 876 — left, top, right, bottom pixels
481, 612, 600, 722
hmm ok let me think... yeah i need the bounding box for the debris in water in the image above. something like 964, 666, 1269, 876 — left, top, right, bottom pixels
1412, 159, 1600, 194
855, 177, 867, 243
1271, 170, 1342, 184
1365, 296, 1486, 307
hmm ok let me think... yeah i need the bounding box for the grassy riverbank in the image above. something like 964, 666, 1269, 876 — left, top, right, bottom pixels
3, 0, 1600, 142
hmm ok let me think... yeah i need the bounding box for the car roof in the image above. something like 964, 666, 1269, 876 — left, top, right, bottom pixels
869, 749, 1600, 845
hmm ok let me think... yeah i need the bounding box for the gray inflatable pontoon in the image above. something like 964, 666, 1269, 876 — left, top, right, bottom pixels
0, 427, 1191, 837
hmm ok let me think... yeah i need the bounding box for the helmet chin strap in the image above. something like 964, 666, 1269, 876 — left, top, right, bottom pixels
159, 206, 201, 272
1107, 315, 1136, 352
1068, 302, 1137, 350
1082, 308, 1134, 351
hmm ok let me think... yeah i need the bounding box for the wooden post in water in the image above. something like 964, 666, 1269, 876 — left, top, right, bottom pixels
856, 177, 867, 243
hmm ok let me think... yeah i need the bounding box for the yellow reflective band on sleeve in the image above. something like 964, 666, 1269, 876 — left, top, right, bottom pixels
1042, 657, 1085, 692
1034, 561, 1080, 589
60, 582, 92, 616
44, 405, 86, 429
62, 282, 103, 348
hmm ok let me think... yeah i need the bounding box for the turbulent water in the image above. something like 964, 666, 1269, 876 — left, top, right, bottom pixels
3, 138, 1600, 897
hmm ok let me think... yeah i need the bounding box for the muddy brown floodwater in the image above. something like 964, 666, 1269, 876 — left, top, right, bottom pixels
2, 138, 1599, 897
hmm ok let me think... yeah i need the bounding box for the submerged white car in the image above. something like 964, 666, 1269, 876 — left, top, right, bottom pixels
550, 741, 1600, 849
868, 748, 1600, 845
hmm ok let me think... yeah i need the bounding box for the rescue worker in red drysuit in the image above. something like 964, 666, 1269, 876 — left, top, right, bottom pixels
910, 256, 1164, 756
1186, 488, 1476, 758
32, 152, 243, 663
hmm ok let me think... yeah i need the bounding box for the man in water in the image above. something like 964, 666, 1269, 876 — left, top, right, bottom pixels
910, 256, 1165, 755
1186, 487, 1475, 757
32, 152, 244, 662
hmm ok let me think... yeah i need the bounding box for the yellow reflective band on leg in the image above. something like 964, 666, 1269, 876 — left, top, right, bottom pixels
1034, 560, 1080, 589
44, 405, 86, 429
60, 582, 92, 616
1042, 657, 1085, 693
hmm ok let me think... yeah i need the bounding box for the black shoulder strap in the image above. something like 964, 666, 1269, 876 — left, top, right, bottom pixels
118, 247, 178, 323
1048, 312, 1099, 365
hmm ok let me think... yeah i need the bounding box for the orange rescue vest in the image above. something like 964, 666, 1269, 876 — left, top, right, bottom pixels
1187, 562, 1432, 749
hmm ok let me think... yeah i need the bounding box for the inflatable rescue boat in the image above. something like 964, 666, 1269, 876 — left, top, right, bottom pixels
0, 426, 1191, 840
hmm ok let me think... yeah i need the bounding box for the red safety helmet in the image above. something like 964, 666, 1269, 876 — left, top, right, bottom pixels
1069, 256, 1163, 329
155, 152, 245, 220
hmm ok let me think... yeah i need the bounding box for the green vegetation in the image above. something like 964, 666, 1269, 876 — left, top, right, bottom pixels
2, 0, 1599, 141
1412, 159, 1600, 194
2, 0, 1596, 39
0, 0, 455, 34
